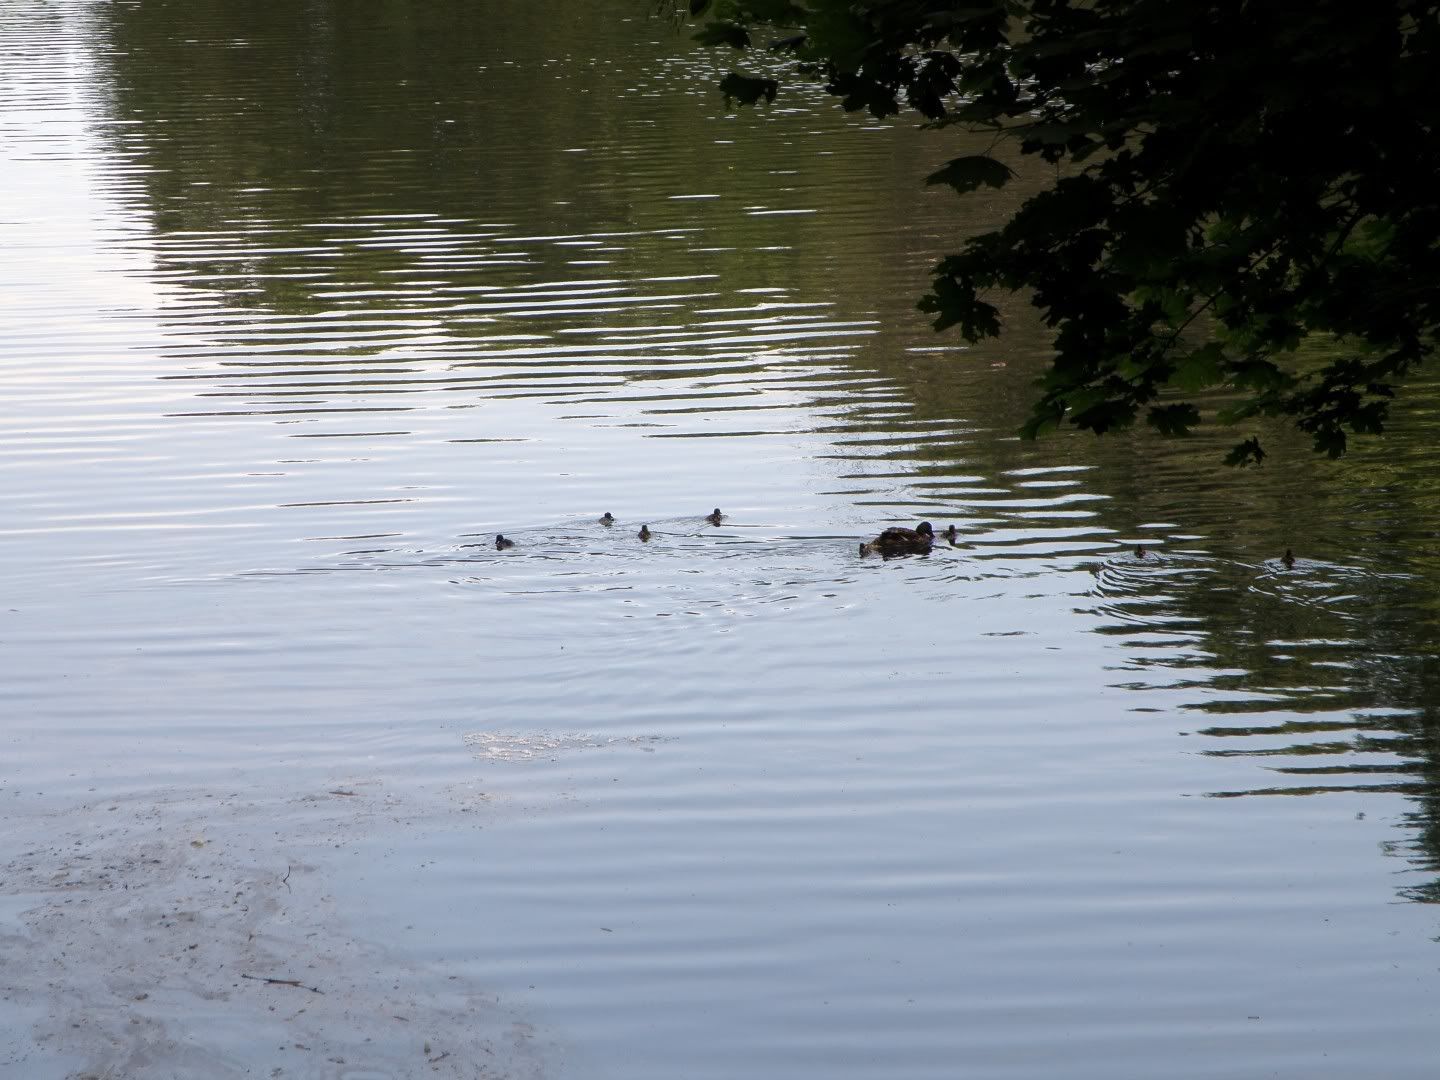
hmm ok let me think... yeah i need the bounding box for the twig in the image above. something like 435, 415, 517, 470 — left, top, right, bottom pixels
241, 973, 323, 994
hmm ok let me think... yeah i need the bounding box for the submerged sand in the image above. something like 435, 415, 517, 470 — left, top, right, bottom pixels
1, 780, 554, 1079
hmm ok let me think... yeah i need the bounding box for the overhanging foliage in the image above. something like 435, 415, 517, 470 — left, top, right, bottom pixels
672, 0, 1440, 462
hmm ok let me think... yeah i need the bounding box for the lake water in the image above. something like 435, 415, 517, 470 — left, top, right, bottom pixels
5, 3, 1440, 1078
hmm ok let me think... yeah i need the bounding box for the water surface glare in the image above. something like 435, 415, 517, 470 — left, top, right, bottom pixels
5, 3, 1440, 1078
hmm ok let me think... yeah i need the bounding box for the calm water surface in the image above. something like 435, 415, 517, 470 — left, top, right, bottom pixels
5, 3, 1440, 1078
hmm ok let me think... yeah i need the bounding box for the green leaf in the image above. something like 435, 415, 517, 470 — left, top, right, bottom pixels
1168, 342, 1225, 392
694, 21, 751, 49
1228, 358, 1291, 393
718, 71, 778, 105
1020, 405, 1064, 441
919, 276, 1000, 339
1147, 403, 1201, 436
803, 1, 871, 72
1224, 437, 1267, 467
1311, 426, 1348, 458
925, 155, 1013, 194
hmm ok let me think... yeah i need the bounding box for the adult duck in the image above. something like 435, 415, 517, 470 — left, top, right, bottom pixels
860, 521, 934, 557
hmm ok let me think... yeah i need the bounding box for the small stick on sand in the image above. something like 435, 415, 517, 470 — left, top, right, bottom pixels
241, 973, 324, 994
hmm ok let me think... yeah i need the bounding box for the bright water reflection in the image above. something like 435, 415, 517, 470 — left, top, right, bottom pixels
4, 2, 1440, 1078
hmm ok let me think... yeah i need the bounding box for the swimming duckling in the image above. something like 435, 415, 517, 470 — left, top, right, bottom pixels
1135, 544, 1148, 559
495, 534, 514, 550
860, 521, 934, 557
638, 524, 652, 541
944, 524, 959, 545
705, 508, 724, 526
1282, 548, 1295, 569
599, 512, 615, 526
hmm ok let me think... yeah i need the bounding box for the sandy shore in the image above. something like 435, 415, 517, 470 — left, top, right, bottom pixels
1, 779, 554, 1079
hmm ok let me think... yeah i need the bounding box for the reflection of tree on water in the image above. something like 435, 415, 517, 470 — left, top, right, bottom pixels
87, 0, 933, 313
1095, 534, 1440, 901
88, 0, 1440, 903
85, 0, 943, 423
